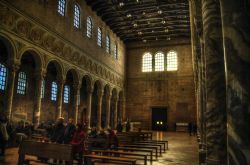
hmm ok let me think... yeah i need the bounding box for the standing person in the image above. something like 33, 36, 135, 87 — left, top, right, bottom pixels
51, 117, 65, 144
188, 122, 193, 136
125, 119, 131, 132
116, 120, 123, 133
0, 114, 9, 156
63, 118, 76, 144
70, 123, 86, 165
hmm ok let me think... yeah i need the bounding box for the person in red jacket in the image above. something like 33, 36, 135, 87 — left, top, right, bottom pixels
70, 123, 86, 165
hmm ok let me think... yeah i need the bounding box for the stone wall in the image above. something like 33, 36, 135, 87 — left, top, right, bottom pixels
126, 40, 196, 131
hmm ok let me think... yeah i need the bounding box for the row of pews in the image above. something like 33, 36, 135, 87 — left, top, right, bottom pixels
18, 131, 168, 165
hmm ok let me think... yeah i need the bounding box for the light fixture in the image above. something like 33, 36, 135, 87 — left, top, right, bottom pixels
162, 20, 166, 24
138, 31, 142, 35
143, 39, 147, 43
142, 12, 146, 15
133, 23, 138, 27
165, 29, 169, 32
168, 37, 171, 40
152, 30, 154, 32
158, 10, 162, 14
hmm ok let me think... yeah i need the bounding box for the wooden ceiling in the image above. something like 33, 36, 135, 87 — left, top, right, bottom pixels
85, 0, 191, 43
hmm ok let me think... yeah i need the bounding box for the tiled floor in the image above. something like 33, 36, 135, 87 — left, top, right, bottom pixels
0, 131, 198, 165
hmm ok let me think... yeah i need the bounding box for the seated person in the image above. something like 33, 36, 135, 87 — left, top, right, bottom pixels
51, 117, 65, 144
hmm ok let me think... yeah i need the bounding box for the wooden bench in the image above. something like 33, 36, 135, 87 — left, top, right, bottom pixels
93, 150, 148, 165
18, 140, 73, 165
143, 140, 169, 149
120, 144, 159, 159
84, 154, 137, 165
135, 141, 166, 152
132, 142, 162, 155
117, 147, 154, 162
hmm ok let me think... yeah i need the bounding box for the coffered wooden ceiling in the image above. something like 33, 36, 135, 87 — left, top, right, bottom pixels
85, 0, 191, 43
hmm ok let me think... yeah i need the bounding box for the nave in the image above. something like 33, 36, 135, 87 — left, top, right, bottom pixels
0, 132, 198, 165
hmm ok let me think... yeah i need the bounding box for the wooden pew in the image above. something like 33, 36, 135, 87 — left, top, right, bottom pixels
117, 147, 154, 162
135, 141, 166, 152
93, 150, 148, 165
84, 154, 137, 165
18, 140, 73, 165
120, 144, 159, 159
143, 140, 169, 149
131, 142, 163, 155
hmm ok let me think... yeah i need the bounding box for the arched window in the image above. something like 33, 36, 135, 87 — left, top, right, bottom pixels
17, 72, 27, 95
51, 81, 58, 101
114, 44, 118, 59
64, 85, 70, 103
167, 51, 178, 71
97, 27, 102, 46
41, 80, 45, 98
73, 4, 80, 28
106, 36, 110, 53
0, 64, 7, 91
155, 52, 164, 71
86, 16, 93, 38
142, 52, 152, 72
58, 0, 66, 16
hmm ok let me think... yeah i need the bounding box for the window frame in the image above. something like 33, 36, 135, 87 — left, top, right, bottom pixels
154, 52, 165, 72
97, 27, 102, 47
73, 4, 81, 29
166, 50, 178, 71
57, 0, 66, 16
63, 85, 70, 104
0, 63, 7, 91
106, 35, 110, 54
86, 16, 93, 38
142, 52, 153, 72
51, 81, 58, 101
114, 43, 118, 60
17, 71, 27, 95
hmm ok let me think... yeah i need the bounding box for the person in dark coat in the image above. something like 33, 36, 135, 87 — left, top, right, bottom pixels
51, 117, 65, 144
125, 119, 131, 132
116, 121, 123, 132
107, 129, 118, 149
63, 118, 76, 144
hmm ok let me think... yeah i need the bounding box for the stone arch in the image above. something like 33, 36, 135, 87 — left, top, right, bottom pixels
18, 47, 44, 71
45, 59, 64, 80
0, 33, 17, 64
65, 68, 79, 85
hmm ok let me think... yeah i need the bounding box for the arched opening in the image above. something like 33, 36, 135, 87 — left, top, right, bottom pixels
91, 80, 101, 127
78, 75, 91, 124
110, 88, 118, 129
101, 84, 110, 129
62, 70, 75, 120
41, 60, 62, 122
13, 51, 41, 123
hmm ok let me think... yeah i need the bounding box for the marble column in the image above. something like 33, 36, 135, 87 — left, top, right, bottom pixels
105, 92, 111, 129
86, 86, 93, 129
220, 1, 250, 164
73, 82, 81, 124
202, 0, 227, 164
113, 96, 118, 128
96, 90, 103, 131
57, 78, 65, 118
33, 69, 46, 125
6, 63, 19, 121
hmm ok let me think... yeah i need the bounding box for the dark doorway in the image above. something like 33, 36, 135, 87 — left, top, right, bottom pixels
151, 107, 168, 131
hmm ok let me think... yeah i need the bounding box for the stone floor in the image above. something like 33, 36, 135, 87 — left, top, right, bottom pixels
0, 131, 198, 165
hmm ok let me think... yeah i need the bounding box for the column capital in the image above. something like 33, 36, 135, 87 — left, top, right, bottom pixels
73, 81, 81, 91
9, 63, 20, 72
97, 89, 104, 98
87, 85, 94, 94
57, 76, 66, 85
